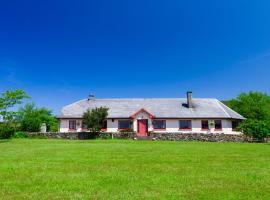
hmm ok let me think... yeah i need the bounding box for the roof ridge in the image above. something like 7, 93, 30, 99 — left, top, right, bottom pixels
215, 99, 231, 118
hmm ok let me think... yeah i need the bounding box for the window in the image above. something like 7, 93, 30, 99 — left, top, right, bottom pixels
215, 120, 222, 130
179, 120, 192, 130
102, 120, 107, 130
69, 120, 76, 130
153, 120, 166, 129
201, 120, 209, 130
118, 120, 132, 129
232, 120, 240, 130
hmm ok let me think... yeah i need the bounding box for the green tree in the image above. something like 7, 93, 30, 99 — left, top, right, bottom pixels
82, 107, 108, 132
226, 91, 270, 140
0, 90, 28, 138
0, 89, 29, 123
18, 103, 58, 132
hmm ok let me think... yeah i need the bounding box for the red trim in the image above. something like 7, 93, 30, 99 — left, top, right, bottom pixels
117, 128, 132, 131
101, 128, 107, 131
201, 129, 209, 131
179, 128, 192, 131
68, 129, 76, 131
81, 128, 88, 131
131, 108, 155, 119
153, 128, 166, 131
214, 129, 223, 131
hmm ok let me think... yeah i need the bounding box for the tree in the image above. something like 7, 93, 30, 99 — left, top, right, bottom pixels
0, 89, 29, 124
82, 107, 108, 132
18, 103, 58, 132
0, 90, 28, 138
226, 91, 270, 140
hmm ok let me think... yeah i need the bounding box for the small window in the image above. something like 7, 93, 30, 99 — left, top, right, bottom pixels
215, 120, 222, 130
232, 120, 240, 130
201, 120, 209, 130
153, 120, 166, 129
179, 120, 192, 130
102, 120, 107, 129
118, 120, 132, 129
69, 120, 76, 130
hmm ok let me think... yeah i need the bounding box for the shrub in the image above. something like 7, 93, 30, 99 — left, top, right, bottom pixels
99, 132, 112, 139
82, 107, 108, 132
0, 124, 15, 139
12, 131, 28, 138
238, 119, 270, 140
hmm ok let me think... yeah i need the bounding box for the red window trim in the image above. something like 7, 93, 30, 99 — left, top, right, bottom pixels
214, 128, 223, 131
101, 128, 107, 131
68, 129, 77, 131
201, 128, 209, 131
117, 128, 132, 131
179, 128, 192, 131
153, 128, 166, 131
81, 128, 88, 131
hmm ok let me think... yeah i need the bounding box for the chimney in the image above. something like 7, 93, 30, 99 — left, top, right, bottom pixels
187, 91, 193, 108
88, 94, 95, 101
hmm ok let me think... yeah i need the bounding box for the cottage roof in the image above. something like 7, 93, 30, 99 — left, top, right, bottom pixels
59, 98, 244, 120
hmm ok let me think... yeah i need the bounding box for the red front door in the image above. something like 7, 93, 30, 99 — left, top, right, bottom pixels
137, 119, 148, 136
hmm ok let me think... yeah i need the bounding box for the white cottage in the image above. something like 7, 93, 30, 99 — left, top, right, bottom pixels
58, 92, 244, 135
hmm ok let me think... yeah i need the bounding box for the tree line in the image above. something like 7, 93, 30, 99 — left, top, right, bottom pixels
0, 89, 58, 139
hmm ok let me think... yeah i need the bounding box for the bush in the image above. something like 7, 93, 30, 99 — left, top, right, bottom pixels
238, 119, 270, 140
99, 132, 112, 139
0, 124, 15, 139
12, 131, 28, 138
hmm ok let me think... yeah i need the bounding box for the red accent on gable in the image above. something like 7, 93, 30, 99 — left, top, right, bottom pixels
130, 108, 155, 119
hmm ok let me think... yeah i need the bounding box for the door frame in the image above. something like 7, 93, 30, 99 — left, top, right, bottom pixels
137, 119, 148, 136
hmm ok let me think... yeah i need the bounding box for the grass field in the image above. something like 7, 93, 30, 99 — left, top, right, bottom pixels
0, 139, 270, 200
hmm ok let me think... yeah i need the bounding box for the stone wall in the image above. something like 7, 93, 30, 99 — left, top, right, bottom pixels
26, 132, 255, 142
149, 132, 253, 142
27, 132, 136, 140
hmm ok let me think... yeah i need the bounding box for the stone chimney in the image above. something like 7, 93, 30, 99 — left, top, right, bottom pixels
187, 91, 193, 108
88, 94, 95, 101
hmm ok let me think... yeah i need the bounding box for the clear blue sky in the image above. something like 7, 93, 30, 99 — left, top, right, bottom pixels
1, 0, 270, 114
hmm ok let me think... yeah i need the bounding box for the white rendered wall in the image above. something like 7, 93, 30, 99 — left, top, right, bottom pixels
59, 118, 241, 134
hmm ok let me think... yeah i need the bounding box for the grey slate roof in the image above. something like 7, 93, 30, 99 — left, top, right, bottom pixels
59, 98, 245, 120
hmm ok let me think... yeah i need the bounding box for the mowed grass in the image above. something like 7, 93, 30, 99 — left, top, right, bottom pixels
0, 140, 270, 200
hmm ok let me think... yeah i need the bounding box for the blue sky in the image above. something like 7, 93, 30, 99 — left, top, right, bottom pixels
1, 0, 270, 114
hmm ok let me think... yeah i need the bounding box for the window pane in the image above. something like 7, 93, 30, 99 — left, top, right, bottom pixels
179, 120, 192, 129
102, 120, 107, 129
153, 120, 166, 129
215, 120, 222, 129
118, 120, 131, 129
69, 120, 76, 129
232, 120, 240, 130
201, 120, 209, 129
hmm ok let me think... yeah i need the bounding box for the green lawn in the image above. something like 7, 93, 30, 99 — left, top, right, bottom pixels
0, 140, 270, 199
